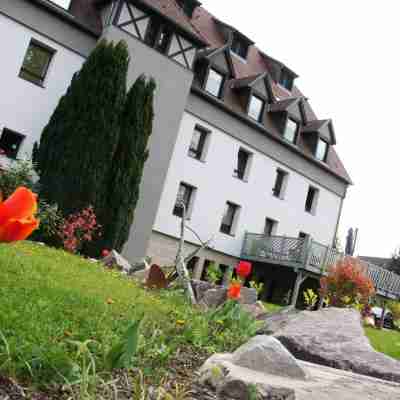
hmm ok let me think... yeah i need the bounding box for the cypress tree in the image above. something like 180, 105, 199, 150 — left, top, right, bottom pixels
38, 40, 130, 253
100, 75, 156, 252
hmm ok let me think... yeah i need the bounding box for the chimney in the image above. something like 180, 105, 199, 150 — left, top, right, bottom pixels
177, 0, 202, 18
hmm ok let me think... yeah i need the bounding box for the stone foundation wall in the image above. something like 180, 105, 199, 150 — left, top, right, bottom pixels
147, 231, 239, 280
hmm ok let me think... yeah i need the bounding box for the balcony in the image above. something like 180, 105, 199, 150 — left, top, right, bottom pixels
241, 233, 400, 300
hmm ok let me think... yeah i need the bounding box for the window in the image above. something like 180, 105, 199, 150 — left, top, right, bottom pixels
145, 18, 172, 54
205, 68, 224, 98
19, 40, 55, 86
264, 218, 277, 236
272, 169, 288, 199
49, 0, 71, 9
187, 256, 199, 271
231, 34, 249, 59
234, 149, 251, 181
283, 119, 298, 144
0, 128, 25, 159
188, 126, 208, 160
279, 69, 294, 91
248, 94, 265, 121
220, 202, 239, 235
173, 182, 195, 218
305, 186, 319, 214
315, 138, 328, 162
299, 232, 309, 240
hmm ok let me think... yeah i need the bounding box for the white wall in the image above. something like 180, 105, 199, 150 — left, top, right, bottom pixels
154, 112, 343, 258
0, 14, 85, 160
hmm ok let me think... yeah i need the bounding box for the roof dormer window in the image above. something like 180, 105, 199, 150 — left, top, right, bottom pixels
283, 118, 298, 144
231, 33, 250, 60
248, 94, 265, 122
279, 69, 294, 91
205, 68, 225, 98
315, 138, 329, 162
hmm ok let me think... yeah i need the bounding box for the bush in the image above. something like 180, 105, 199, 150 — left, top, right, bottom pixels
388, 301, 400, 321
320, 257, 375, 307
0, 159, 37, 198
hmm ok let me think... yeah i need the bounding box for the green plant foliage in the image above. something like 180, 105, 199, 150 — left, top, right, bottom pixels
387, 301, 400, 321
100, 75, 156, 252
206, 262, 223, 285
365, 327, 400, 360
249, 280, 264, 297
0, 242, 255, 387
303, 288, 318, 310
106, 314, 143, 370
0, 159, 37, 198
38, 39, 129, 255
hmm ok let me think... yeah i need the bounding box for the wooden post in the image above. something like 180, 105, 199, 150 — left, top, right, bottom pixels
291, 270, 307, 307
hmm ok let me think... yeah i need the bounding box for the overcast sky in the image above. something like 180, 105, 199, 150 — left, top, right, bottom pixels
202, 0, 400, 257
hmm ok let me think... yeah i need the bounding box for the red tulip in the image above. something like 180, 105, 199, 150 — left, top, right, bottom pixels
102, 249, 110, 258
236, 261, 252, 279
227, 282, 241, 300
0, 187, 39, 242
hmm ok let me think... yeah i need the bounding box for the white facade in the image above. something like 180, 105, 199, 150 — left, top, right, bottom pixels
0, 13, 84, 160
153, 112, 342, 258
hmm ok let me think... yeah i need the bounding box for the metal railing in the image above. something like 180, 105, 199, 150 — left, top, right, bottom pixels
242, 232, 400, 300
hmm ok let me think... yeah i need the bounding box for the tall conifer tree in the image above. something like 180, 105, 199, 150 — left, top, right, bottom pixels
38, 39, 129, 218
100, 75, 156, 252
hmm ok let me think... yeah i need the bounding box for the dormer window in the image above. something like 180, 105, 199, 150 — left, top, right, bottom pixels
231, 33, 250, 60
315, 138, 328, 162
248, 94, 265, 122
283, 119, 298, 144
205, 68, 225, 98
279, 69, 294, 91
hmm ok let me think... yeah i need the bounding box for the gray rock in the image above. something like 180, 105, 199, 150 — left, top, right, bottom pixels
271, 307, 400, 383
202, 288, 227, 308
231, 336, 307, 380
241, 302, 268, 320
238, 287, 258, 305
257, 306, 298, 335
102, 250, 132, 273
191, 279, 216, 301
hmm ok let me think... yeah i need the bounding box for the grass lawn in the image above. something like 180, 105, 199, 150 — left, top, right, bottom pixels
263, 302, 284, 313
0, 242, 257, 389
365, 327, 400, 360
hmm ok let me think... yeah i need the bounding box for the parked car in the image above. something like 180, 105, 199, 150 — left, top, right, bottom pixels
371, 307, 395, 329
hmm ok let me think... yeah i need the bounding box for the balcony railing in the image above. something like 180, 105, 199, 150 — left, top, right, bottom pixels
241, 233, 400, 300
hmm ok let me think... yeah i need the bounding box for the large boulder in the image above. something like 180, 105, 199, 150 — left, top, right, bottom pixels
268, 307, 400, 383
231, 336, 307, 380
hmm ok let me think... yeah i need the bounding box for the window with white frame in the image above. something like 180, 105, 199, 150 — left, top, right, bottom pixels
305, 186, 319, 215
220, 202, 240, 235
234, 148, 251, 181
315, 138, 328, 162
188, 125, 208, 160
272, 169, 288, 199
173, 182, 196, 218
0, 128, 25, 159
264, 218, 278, 236
205, 68, 225, 98
248, 94, 265, 121
283, 119, 298, 144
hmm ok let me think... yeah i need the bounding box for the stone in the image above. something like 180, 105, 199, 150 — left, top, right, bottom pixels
231, 336, 307, 380
270, 307, 400, 383
145, 264, 168, 289
257, 306, 298, 335
191, 279, 216, 301
201, 288, 227, 308
238, 287, 258, 305
102, 250, 132, 273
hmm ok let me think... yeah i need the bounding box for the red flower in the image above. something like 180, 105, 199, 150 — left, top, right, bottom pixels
236, 261, 252, 279
102, 249, 110, 258
227, 282, 241, 300
0, 187, 39, 242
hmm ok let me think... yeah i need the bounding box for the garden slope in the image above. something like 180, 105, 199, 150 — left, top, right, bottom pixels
0, 242, 245, 386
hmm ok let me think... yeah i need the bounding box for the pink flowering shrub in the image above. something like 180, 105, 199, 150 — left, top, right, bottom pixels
58, 206, 101, 253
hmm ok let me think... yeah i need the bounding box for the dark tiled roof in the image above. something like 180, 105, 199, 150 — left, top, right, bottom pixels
269, 98, 300, 112
359, 257, 392, 269
302, 119, 330, 133
65, 0, 351, 184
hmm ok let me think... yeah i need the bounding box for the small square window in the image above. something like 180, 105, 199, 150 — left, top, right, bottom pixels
0, 128, 25, 160
234, 148, 251, 181
205, 68, 224, 98
188, 126, 208, 160
155, 25, 172, 54
315, 138, 328, 162
220, 202, 240, 236
173, 182, 196, 218
19, 40, 55, 86
273, 169, 288, 199
264, 218, 278, 236
283, 119, 298, 144
305, 186, 319, 215
248, 95, 265, 121
231, 34, 249, 59
279, 69, 294, 91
